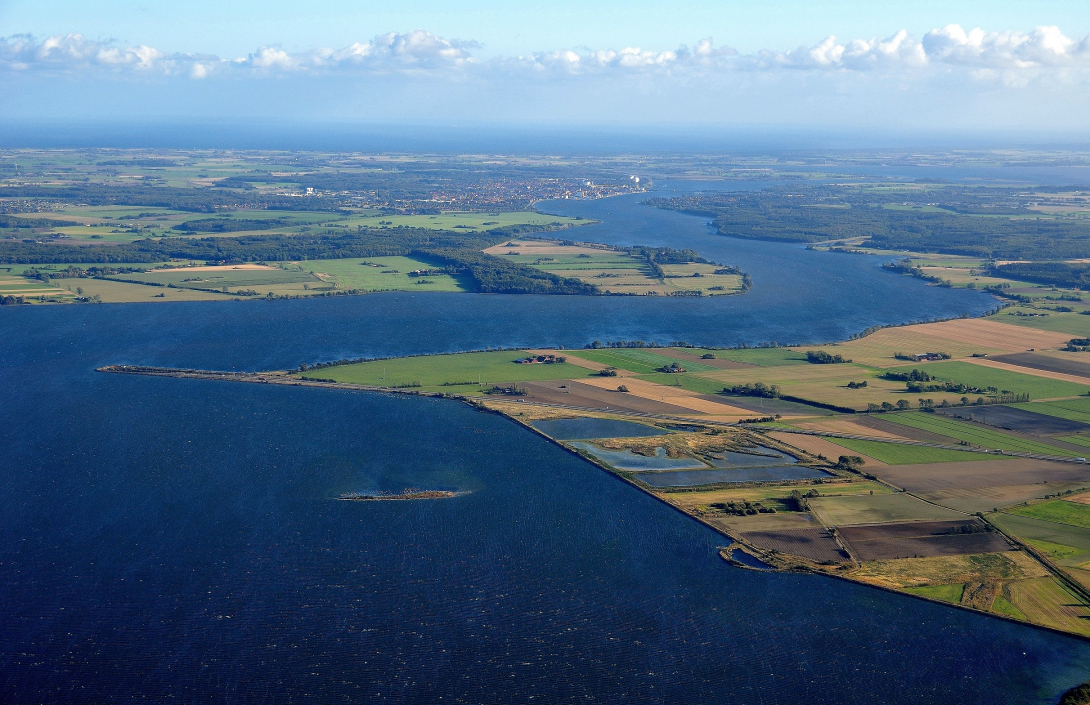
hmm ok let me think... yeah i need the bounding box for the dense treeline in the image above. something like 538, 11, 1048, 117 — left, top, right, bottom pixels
647, 186, 1090, 259
990, 262, 1090, 288
172, 217, 295, 233
0, 215, 79, 229
0, 225, 596, 295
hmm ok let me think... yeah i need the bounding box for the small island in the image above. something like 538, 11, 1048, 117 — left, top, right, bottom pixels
337, 489, 458, 501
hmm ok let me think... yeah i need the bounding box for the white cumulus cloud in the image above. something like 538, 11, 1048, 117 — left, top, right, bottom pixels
1, 25, 1088, 86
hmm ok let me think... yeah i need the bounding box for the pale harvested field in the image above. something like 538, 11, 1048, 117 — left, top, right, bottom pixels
922, 483, 1090, 513
852, 551, 1048, 589
482, 240, 608, 256
577, 376, 756, 416
795, 417, 907, 439
798, 319, 1071, 368
659, 481, 886, 514
148, 264, 279, 273
964, 357, 1090, 386
808, 493, 963, 526
59, 277, 233, 303
1068, 490, 1090, 506
1008, 577, 1090, 636
0, 288, 69, 296
711, 512, 824, 533
765, 431, 887, 466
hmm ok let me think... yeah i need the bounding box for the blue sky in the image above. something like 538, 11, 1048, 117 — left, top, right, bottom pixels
1, 0, 1089, 138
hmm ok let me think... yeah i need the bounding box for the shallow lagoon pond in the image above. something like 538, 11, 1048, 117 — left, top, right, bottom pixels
568, 442, 707, 470
531, 417, 668, 440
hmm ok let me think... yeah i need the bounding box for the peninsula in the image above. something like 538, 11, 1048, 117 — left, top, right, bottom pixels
102, 305, 1090, 639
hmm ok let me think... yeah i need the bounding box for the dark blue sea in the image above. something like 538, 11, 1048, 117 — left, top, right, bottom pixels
1, 187, 1088, 703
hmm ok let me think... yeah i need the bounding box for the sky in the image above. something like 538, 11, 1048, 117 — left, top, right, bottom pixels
1, 1, 1089, 142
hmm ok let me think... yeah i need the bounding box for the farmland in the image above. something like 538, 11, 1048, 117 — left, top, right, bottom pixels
892, 361, 1090, 401
1009, 500, 1090, 529
878, 413, 1083, 457
99, 307, 1090, 637
822, 438, 987, 464
483, 239, 746, 296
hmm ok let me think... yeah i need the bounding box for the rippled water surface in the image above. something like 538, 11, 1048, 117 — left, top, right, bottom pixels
1, 184, 1088, 703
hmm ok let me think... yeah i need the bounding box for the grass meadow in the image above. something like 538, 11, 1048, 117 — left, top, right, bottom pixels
1009, 500, 1090, 529
826, 437, 988, 464
302, 351, 590, 390
901, 361, 1090, 400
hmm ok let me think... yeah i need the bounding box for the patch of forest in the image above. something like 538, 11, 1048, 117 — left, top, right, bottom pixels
646, 186, 1090, 259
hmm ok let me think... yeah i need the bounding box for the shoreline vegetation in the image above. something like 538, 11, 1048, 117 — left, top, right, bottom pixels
98, 309, 1090, 639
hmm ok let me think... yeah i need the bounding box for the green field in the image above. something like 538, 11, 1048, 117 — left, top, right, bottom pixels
1022, 538, 1086, 561
989, 512, 1090, 566
287, 257, 472, 293
301, 350, 590, 392
991, 595, 1027, 620
826, 437, 987, 464
992, 309, 1090, 336
1009, 500, 1090, 529
569, 349, 719, 374
903, 584, 965, 604
880, 413, 1081, 457
898, 361, 1090, 400
716, 348, 810, 367
1059, 435, 1090, 448
115, 267, 320, 290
